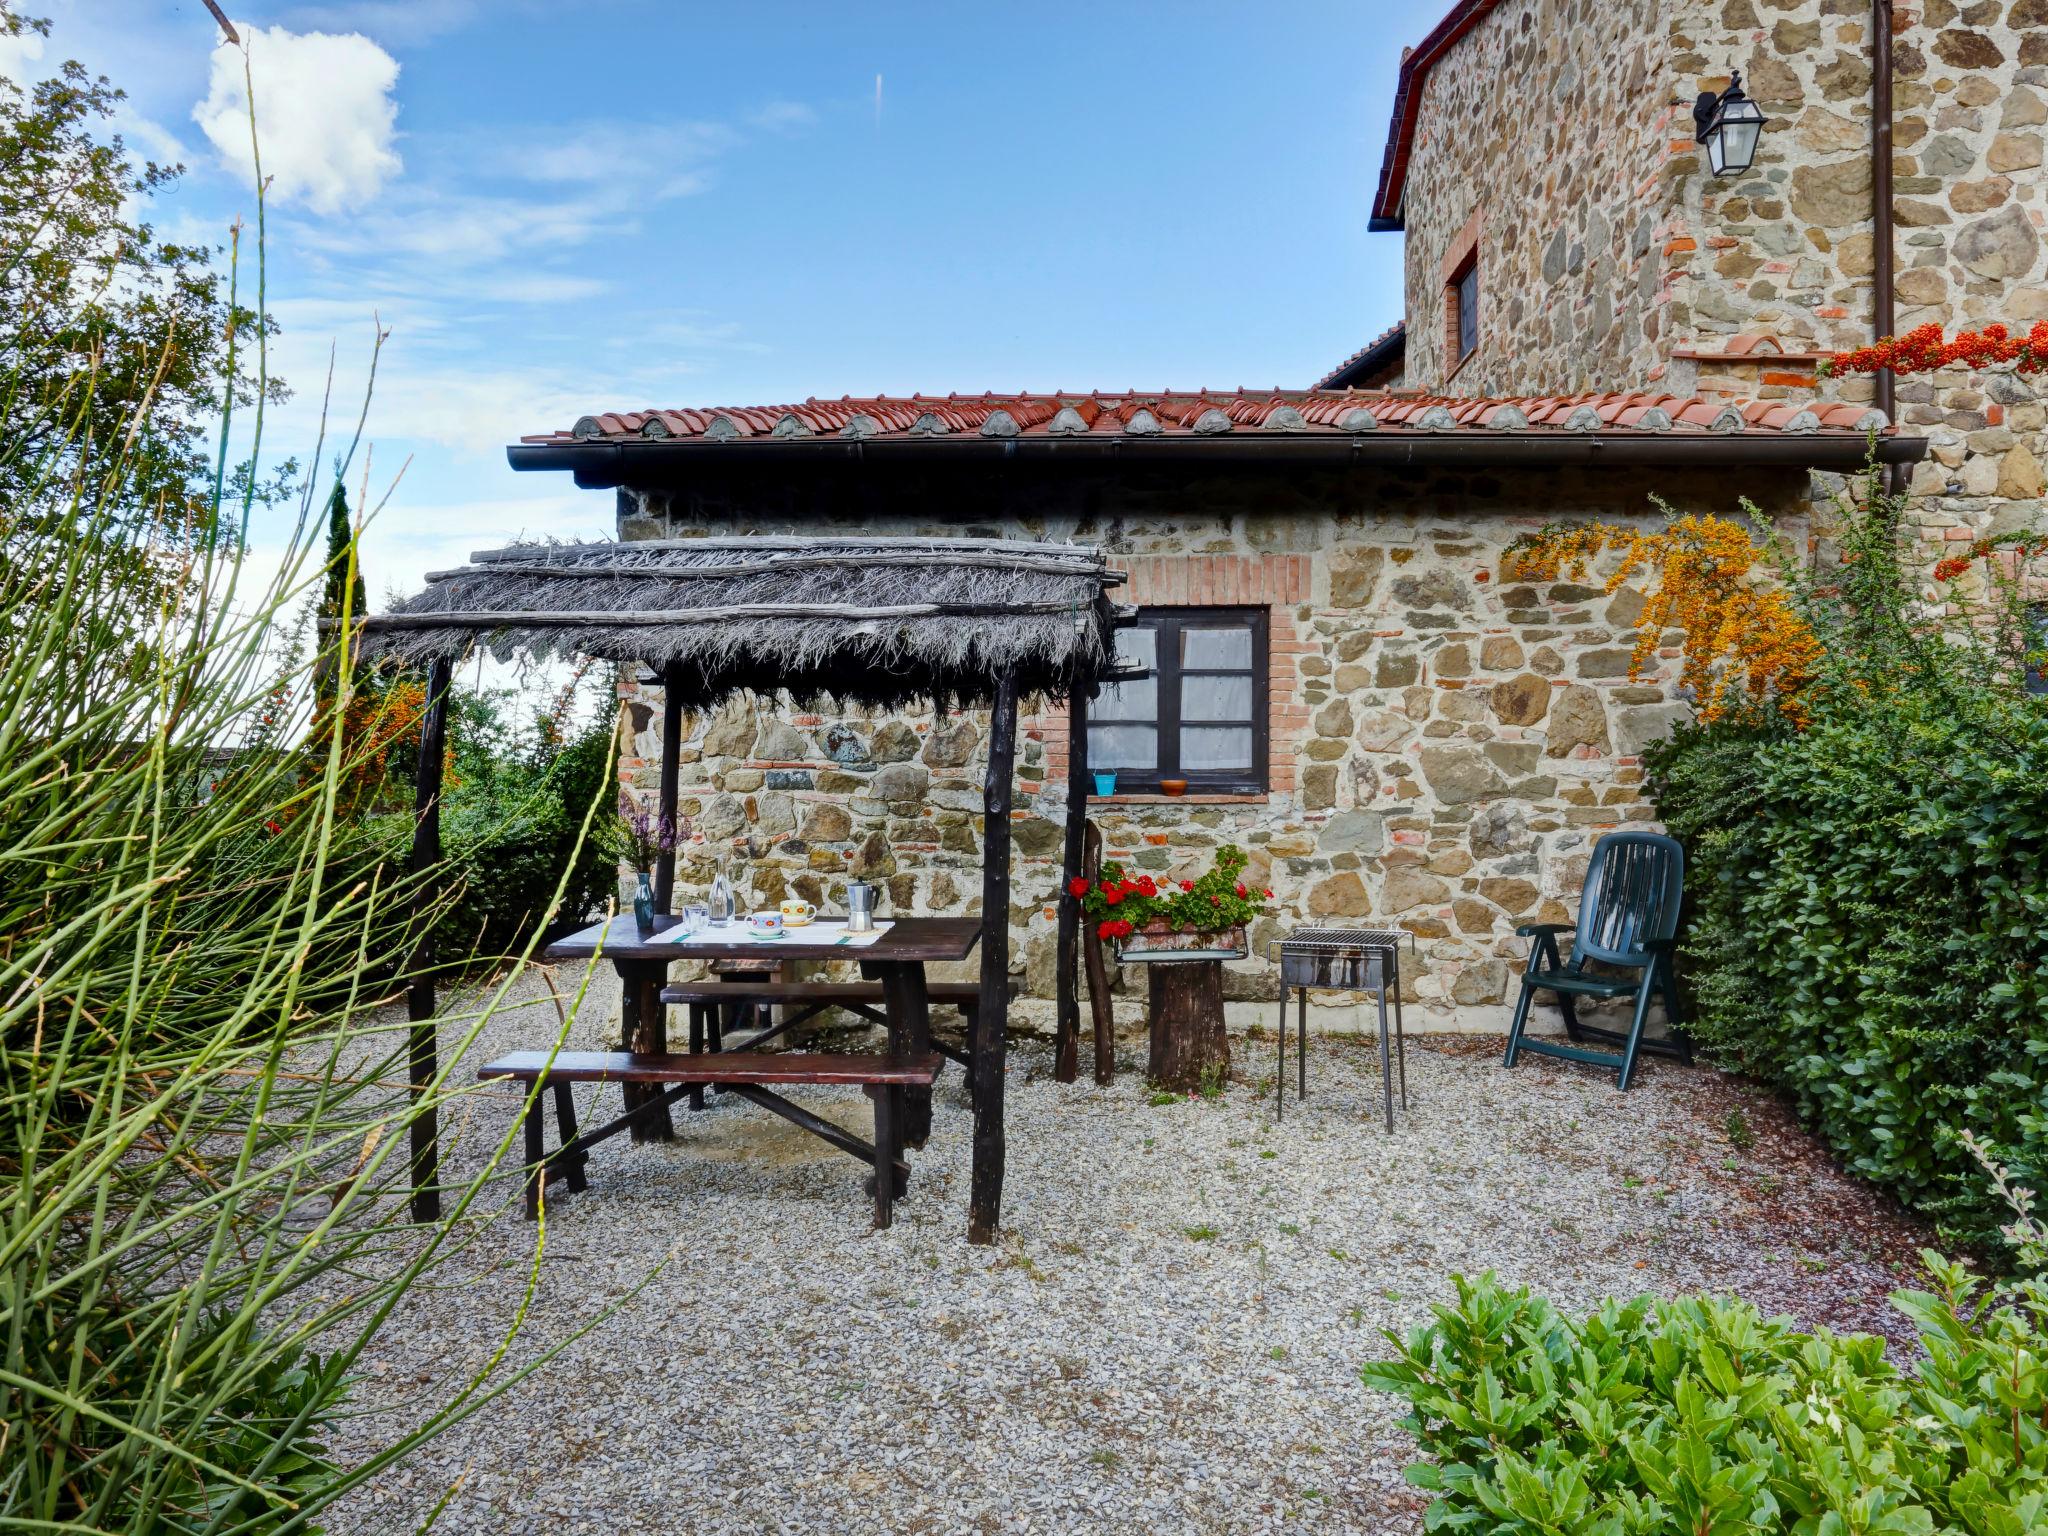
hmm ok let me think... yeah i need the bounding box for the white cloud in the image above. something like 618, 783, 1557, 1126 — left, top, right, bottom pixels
194, 24, 401, 215
747, 99, 816, 134
0, 24, 42, 83
118, 110, 198, 170
505, 119, 735, 199
468, 272, 611, 305
259, 307, 676, 461
293, 184, 634, 263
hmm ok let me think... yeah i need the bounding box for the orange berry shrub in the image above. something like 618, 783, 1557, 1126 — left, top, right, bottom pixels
1504, 509, 1824, 726
1584, 460, 2048, 1258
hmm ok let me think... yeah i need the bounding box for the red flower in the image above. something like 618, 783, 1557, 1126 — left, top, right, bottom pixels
1105, 887, 1125, 906
1137, 875, 1158, 897
1180, 880, 1194, 891
1262, 888, 1272, 898
1235, 883, 1247, 897
1067, 876, 1090, 898
1210, 893, 1220, 905
1827, 320, 2048, 379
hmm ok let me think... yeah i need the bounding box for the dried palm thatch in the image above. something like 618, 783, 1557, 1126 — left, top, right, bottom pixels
355, 535, 1128, 709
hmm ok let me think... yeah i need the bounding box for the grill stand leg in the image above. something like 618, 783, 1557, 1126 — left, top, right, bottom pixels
1275, 991, 1288, 1120
1377, 985, 1394, 1134
1392, 959, 1408, 1111
1296, 987, 1308, 1101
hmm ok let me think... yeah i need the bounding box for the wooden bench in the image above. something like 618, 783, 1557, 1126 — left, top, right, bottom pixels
477, 1049, 943, 1228
658, 979, 985, 1068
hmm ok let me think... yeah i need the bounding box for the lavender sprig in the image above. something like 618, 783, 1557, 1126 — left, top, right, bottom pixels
619, 801, 686, 872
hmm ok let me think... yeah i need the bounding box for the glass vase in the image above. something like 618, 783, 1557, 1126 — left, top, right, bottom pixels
633, 870, 656, 936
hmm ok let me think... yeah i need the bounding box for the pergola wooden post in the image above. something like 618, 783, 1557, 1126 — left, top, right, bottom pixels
653, 660, 685, 914
1053, 684, 1089, 1085
406, 655, 454, 1223
969, 671, 1020, 1244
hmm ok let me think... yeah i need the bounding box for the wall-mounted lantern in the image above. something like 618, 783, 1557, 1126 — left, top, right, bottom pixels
1694, 71, 1766, 177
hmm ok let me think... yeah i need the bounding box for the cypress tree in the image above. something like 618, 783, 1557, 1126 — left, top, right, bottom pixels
314, 481, 367, 705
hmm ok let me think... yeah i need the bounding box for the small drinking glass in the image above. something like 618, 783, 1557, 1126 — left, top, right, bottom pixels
681, 903, 709, 936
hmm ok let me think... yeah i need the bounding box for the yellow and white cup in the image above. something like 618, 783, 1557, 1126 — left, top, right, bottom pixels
778, 899, 816, 928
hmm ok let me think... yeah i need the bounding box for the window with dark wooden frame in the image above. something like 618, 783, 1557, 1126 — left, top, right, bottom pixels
2027, 603, 2048, 696
1449, 255, 1479, 366
1088, 608, 1268, 794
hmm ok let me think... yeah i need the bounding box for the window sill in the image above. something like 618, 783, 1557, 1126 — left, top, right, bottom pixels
1088, 792, 1271, 805
1443, 347, 1479, 389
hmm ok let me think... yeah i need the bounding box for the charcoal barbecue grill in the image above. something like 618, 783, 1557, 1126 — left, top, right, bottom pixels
1269, 927, 1409, 1131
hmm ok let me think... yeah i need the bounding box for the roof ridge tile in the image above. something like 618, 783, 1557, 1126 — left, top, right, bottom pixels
522, 387, 1900, 448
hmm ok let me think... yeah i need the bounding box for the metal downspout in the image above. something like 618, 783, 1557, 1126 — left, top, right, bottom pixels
1873, 0, 1902, 491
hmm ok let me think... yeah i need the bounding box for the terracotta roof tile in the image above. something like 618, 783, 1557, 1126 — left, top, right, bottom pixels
1312, 322, 1406, 390
1370, 0, 1503, 232
525, 388, 1894, 448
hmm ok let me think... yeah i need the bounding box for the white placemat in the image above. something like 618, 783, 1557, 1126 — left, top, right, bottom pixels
658, 918, 894, 948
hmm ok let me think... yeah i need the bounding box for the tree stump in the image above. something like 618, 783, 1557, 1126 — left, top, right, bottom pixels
1147, 960, 1230, 1093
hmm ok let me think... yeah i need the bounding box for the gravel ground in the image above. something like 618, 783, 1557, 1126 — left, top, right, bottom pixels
328, 970, 1930, 1536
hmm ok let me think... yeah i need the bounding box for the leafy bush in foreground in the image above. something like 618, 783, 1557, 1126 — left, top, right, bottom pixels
414, 690, 619, 956
1364, 1260, 2048, 1536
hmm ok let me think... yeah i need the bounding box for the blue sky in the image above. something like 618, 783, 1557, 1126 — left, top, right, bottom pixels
24, 1, 1423, 604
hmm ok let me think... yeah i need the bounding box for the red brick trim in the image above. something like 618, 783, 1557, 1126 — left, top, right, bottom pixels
1440, 206, 1482, 285
1116, 553, 1311, 606
1040, 554, 1308, 798
1442, 207, 1481, 377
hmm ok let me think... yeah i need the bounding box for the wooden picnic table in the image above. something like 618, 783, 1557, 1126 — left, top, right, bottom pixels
542, 915, 980, 1146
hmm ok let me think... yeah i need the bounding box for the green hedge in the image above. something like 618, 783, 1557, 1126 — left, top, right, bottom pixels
1364, 1261, 2048, 1536
1647, 687, 2048, 1250
1620, 465, 2048, 1254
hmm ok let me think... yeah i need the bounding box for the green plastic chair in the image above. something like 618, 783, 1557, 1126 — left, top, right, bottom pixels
1502, 830, 1690, 1090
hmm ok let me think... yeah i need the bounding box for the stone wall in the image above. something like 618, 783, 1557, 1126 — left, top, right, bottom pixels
1398, 0, 1679, 395
610, 463, 1813, 1036
1396, 0, 2048, 586
1666, 0, 2048, 593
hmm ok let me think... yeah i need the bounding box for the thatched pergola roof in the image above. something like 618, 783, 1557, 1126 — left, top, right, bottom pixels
380, 533, 1124, 1244
357, 535, 1129, 709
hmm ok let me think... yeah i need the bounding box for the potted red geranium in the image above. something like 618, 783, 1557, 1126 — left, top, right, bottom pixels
1064, 844, 1273, 1092
1068, 843, 1271, 958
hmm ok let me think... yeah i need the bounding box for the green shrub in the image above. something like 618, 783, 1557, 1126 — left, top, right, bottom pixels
420, 687, 619, 958
1651, 694, 2048, 1248
1640, 465, 2048, 1253
1364, 1257, 2048, 1536
0, 33, 614, 1522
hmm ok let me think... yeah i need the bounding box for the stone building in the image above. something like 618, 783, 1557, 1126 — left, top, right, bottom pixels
1368, 0, 2045, 558
515, 398, 1910, 1036
507, 0, 2048, 1034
